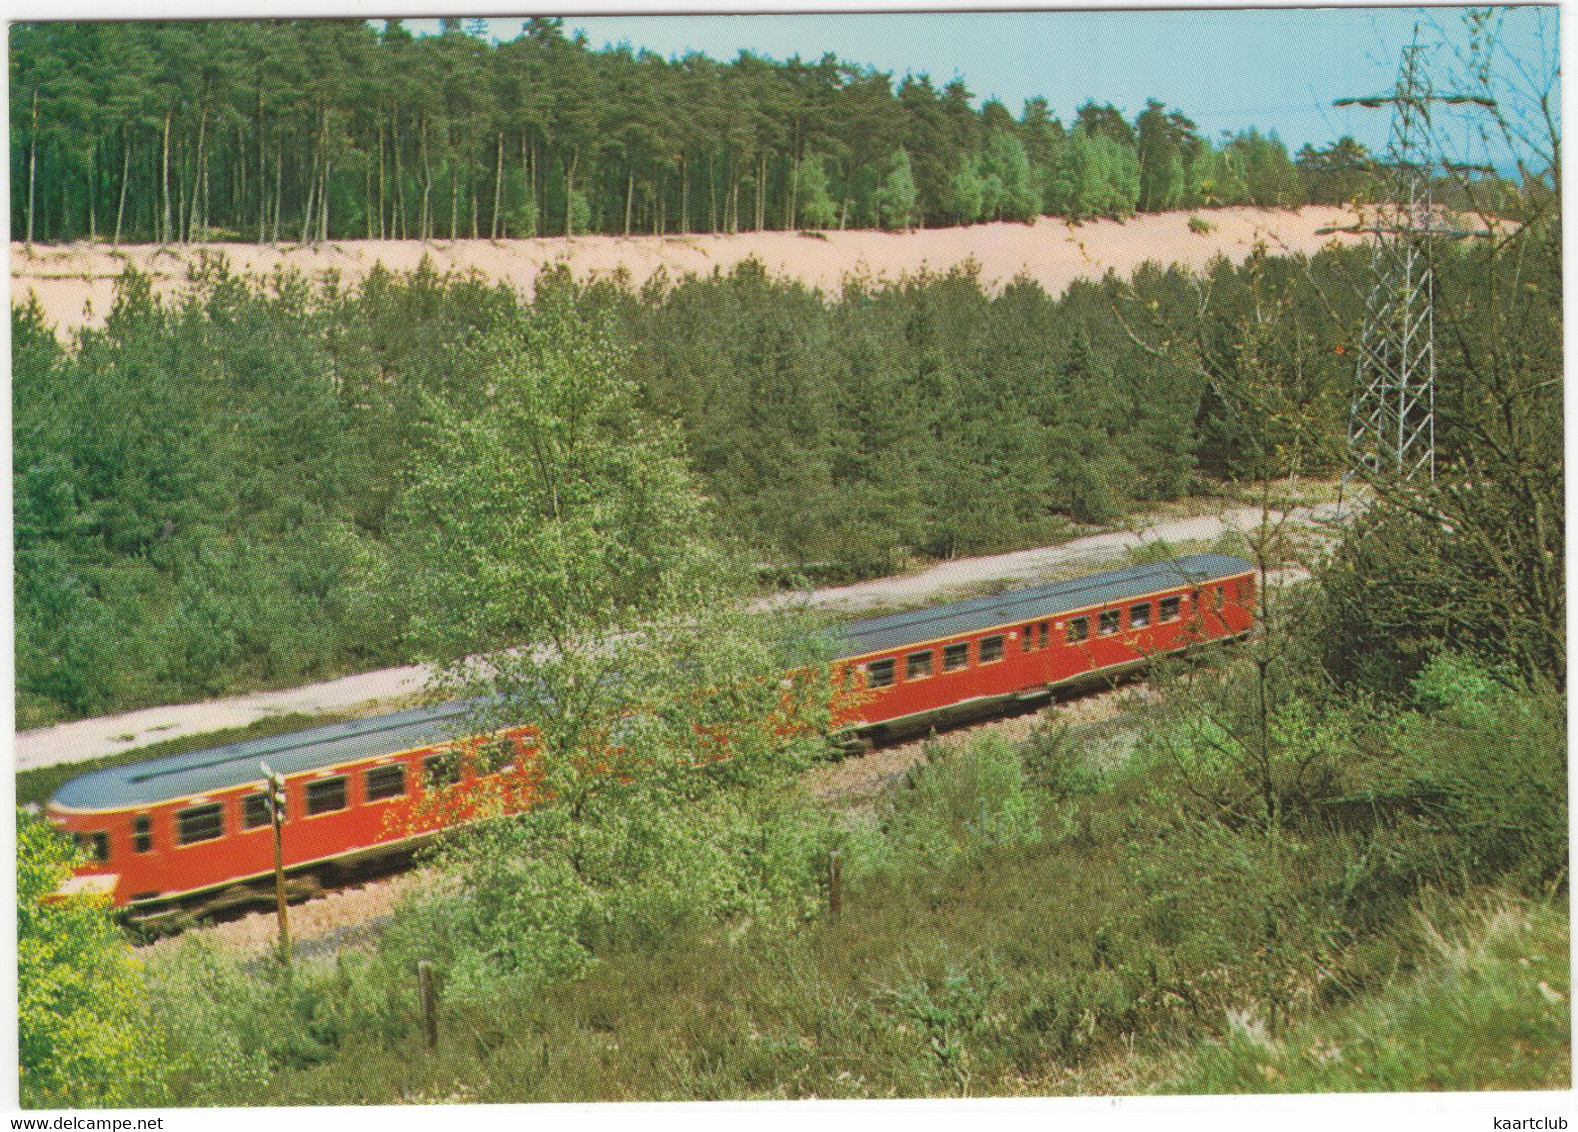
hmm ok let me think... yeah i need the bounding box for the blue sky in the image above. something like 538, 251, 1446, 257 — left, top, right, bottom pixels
399, 6, 1557, 161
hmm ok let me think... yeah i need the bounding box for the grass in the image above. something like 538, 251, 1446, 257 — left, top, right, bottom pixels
1157, 894, 1571, 1094
230, 829, 1141, 1103
1209, 475, 1351, 510
234, 801, 1569, 1104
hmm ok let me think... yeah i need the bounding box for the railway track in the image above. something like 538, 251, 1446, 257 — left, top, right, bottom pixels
133, 680, 1151, 958
135, 870, 424, 959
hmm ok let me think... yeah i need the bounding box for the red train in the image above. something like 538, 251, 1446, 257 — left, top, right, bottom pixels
46, 553, 1253, 919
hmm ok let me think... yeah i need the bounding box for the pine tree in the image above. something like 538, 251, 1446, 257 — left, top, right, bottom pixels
873, 146, 917, 231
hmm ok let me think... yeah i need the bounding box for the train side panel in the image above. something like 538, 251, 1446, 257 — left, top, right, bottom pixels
47, 729, 538, 908
840, 571, 1254, 732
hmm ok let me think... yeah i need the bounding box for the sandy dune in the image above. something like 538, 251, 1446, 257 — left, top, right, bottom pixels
10, 205, 1362, 338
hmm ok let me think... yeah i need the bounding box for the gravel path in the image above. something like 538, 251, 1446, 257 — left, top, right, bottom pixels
14, 501, 1342, 771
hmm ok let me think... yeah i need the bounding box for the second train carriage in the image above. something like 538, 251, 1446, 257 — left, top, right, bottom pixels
831, 552, 1255, 739
45, 553, 1254, 916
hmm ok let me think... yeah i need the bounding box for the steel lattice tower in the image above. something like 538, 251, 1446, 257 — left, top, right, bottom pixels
1333, 36, 1495, 486
1345, 44, 1441, 482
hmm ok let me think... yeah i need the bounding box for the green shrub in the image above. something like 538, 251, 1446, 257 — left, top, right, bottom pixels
381, 787, 840, 1014
867, 963, 1007, 1092
1020, 716, 1107, 799
866, 735, 1044, 876
17, 815, 169, 1108
1385, 655, 1567, 887
145, 938, 347, 1099
1017, 966, 1141, 1064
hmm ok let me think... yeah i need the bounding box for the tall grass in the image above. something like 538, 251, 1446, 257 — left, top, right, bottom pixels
1162, 894, 1570, 1093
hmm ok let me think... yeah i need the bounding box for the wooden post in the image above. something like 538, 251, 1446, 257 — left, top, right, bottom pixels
828, 849, 843, 919
418, 960, 439, 1050
261, 762, 289, 965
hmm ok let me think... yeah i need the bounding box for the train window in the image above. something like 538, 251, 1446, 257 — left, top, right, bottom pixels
943, 642, 970, 671
132, 816, 152, 853
1098, 610, 1121, 636
424, 752, 462, 790
1129, 602, 1152, 629
77, 831, 109, 863
1209, 586, 1224, 611
865, 658, 896, 688
176, 803, 224, 846
979, 635, 1005, 663
305, 776, 349, 816
1066, 617, 1090, 643
366, 764, 407, 801
242, 792, 278, 829
1038, 622, 1049, 649
1021, 626, 1035, 653
475, 741, 515, 776
1160, 596, 1182, 622
906, 650, 934, 680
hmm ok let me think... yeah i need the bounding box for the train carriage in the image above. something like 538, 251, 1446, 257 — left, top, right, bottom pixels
46, 553, 1254, 917
831, 552, 1255, 740
46, 702, 538, 916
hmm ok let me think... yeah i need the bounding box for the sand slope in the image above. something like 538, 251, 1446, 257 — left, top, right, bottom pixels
11, 205, 1362, 338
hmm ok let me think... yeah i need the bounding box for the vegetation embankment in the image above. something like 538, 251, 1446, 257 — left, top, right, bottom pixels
16, 242, 1374, 728
20, 638, 1565, 1105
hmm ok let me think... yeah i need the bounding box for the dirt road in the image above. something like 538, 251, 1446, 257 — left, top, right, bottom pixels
13, 502, 1342, 772
784, 503, 1338, 613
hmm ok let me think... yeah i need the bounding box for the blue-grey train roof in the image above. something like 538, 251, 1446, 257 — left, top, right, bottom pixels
51, 700, 481, 812
837, 553, 1253, 658
52, 554, 1250, 811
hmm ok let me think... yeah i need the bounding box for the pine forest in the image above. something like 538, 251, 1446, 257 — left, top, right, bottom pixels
11, 17, 1379, 246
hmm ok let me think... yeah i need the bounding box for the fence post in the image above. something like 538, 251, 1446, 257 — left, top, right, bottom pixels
828, 849, 843, 920
418, 960, 439, 1050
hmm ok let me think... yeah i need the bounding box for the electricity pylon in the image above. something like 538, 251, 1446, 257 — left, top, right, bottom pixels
1325, 34, 1494, 486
